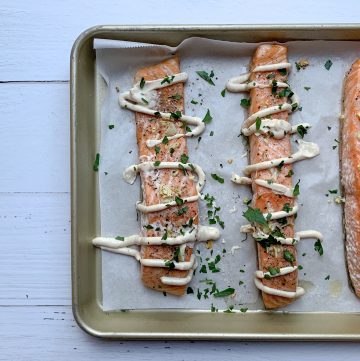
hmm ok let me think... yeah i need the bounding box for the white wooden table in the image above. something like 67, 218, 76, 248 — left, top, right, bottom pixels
2, 1, 360, 359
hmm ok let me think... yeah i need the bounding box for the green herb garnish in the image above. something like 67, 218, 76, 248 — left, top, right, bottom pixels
293, 180, 300, 197
180, 154, 189, 164
170, 111, 182, 119
221, 88, 226, 97
240, 98, 251, 108
213, 287, 235, 298
155, 145, 160, 154
255, 117, 261, 131
169, 94, 182, 100
278, 68, 287, 76
191, 99, 198, 105
196, 70, 215, 85
211, 173, 224, 184
115, 236, 124, 241
139, 77, 145, 89
202, 109, 213, 124
324, 59, 333, 70
108, 124, 114, 129
297, 125, 308, 138
154, 161, 161, 166
243, 206, 267, 225
283, 250, 295, 264
175, 206, 188, 216
314, 239, 324, 256
93, 153, 100, 172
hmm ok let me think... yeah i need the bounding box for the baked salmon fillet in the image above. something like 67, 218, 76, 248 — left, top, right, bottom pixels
249, 45, 298, 309
134, 57, 198, 295
341, 59, 360, 297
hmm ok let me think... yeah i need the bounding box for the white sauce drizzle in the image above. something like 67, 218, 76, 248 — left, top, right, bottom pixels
118, 72, 205, 147
123, 161, 205, 213
227, 61, 322, 298
242, 118, 311, 139
255, 266, 297, 279
254, 278, 305, 298
93, 226, 220, 286
231, 174, 294, 197
243, 140, 320, 176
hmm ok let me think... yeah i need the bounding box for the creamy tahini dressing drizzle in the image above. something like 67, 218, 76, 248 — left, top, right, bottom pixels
242, 118, 311, 139
119, 72, 205, 147
227, 61, 323, 298
93, 225, 220, 285
243, 140, 320, 176
123, 161, 205, 213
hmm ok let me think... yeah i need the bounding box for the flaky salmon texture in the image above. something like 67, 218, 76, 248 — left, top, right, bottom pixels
342, 59, 360, 298
92, 56, 221, 296
227, 44, 322, 309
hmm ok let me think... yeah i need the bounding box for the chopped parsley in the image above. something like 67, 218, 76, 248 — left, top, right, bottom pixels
187, 287, 194, 294
191, 99, 198, 105
164, 260, 175, 269
267, 73, 275, 79
175, 206, 188, 216
202, 109, 213, 124
210, 131, 214, 136
175, 196, 184, 206
282, 203, 292, 213
268, 267, 280, 276
154, 161, 161, 166
255, 117, 261, 131
115, 236, 124, 241
240, 98, 251, 108
297, 124, 308, 138
240, 307, 248, 313
271, 80, 278, 94
200, 265, 207, 273
139, 77, 145, 89
211, 173, 224, 184
293, 179, 300, 197
162, 136, 169, 145
276, 160, 285, 171
161, 230, 168, 241
243, 206, 267, 225
161, 75, 175, 85
141, 97, 148, 104
154, 145, 160, 154
143, 225, 153, 230
93, 153, 100, 172
325, 275, 330, 280
169, 94, 182, 100
286, 169, 294, 177
328, 189, 338, 194
180, 154, 189, 164
324, 59, 333, 71
314, 239, 324, 256
196, 70, 215, 85
213, 287, 235, 298
221, 88, 226, 97
278, 68, 287, 76
108, 124, 114, 129
283, 250, 295, 264
278, 87, 294, 98
258, 234, 279, 249
304, 86, 311, 91
170, 111, 182, 120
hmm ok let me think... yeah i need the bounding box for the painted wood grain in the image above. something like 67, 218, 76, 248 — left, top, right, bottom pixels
0, 193, 70, 305
1, 306, 360, 360
1, 0, 359, 81
0, 83, 69, 192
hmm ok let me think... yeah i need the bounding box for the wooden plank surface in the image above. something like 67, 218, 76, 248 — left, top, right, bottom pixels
1, 1, 360, 81
1, 0, 360, 359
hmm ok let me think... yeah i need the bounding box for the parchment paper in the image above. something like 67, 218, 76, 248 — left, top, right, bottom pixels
94, 37, 360, 312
